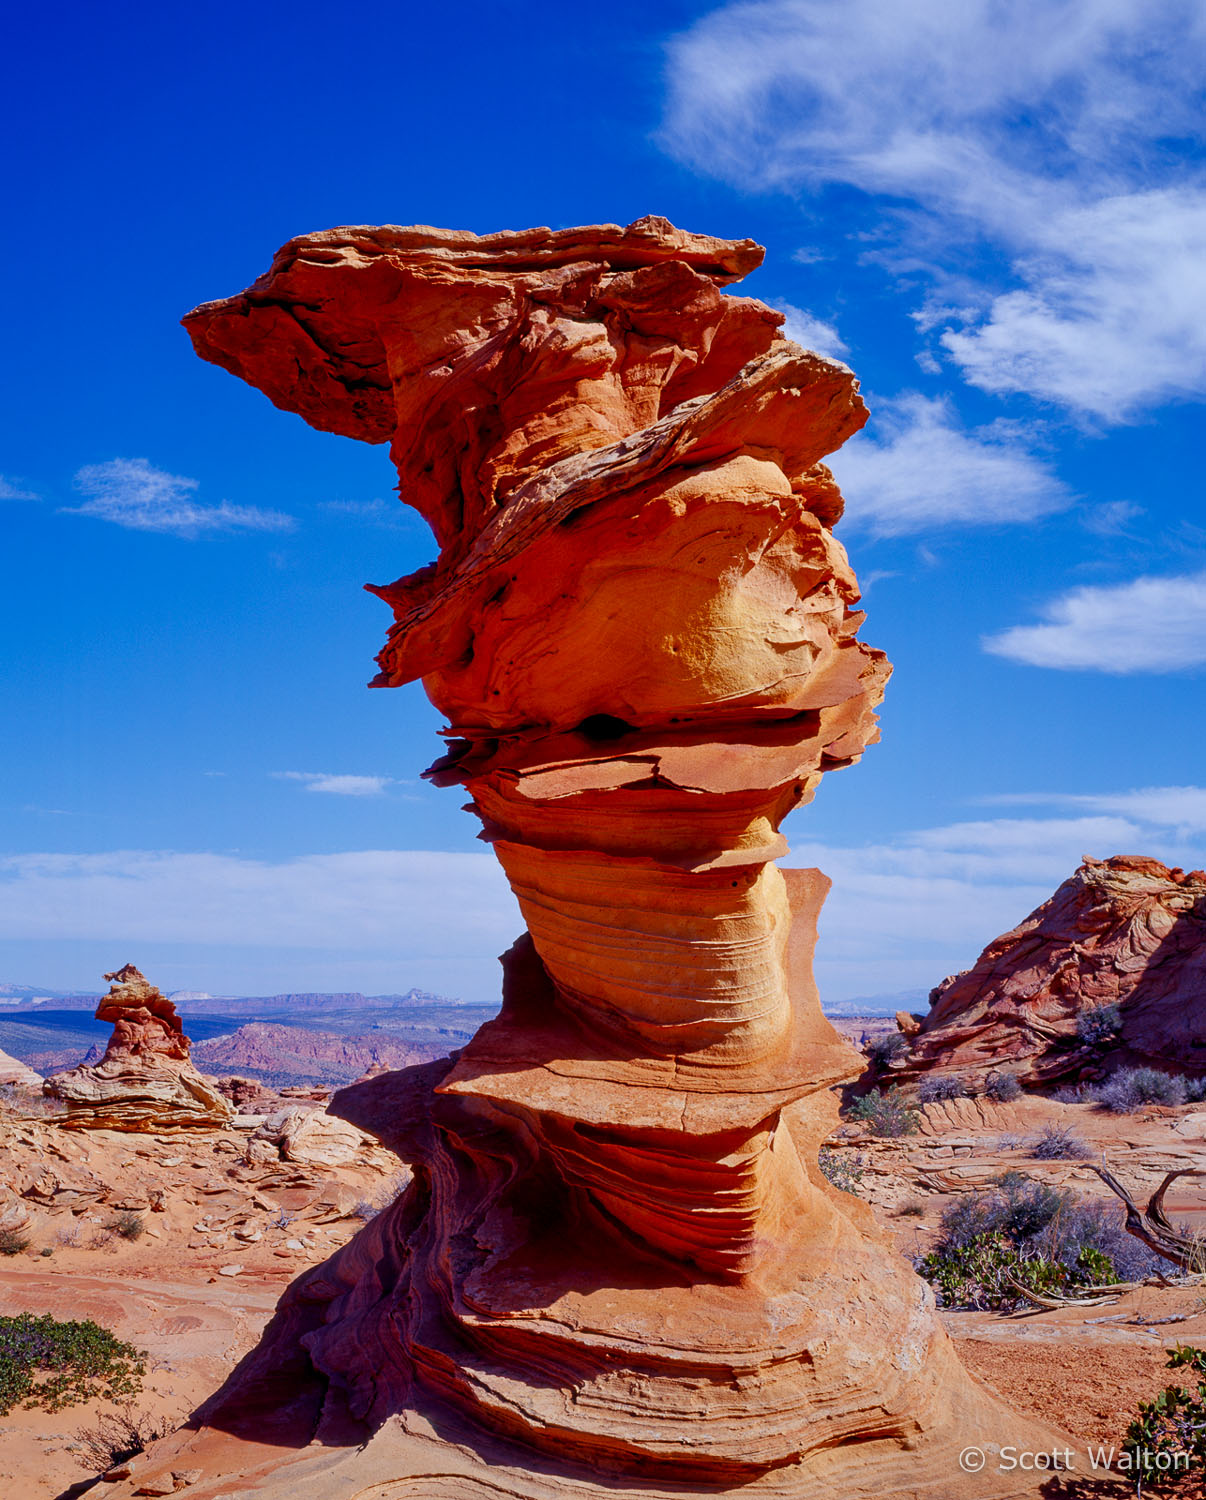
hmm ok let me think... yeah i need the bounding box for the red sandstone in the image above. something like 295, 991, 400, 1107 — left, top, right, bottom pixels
93, 217, 1068, 1498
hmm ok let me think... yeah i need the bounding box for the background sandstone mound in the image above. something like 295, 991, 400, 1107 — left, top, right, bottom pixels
896, 856, 1206, 1091
44, 965, 233, 1132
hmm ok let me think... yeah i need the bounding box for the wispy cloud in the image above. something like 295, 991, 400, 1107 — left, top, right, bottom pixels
273, 771, 397, 797
662, 0, 1206, 421
983, 570, 1206, 672
0, 475, 39, 501
64, 459, 294, 537
941, 190, 1206, 420
772, 301, 847, 357
827, 393, 1069, 536
0, 848, 518, 951
788, 798, 1204, 999
986, 785, 1206, 835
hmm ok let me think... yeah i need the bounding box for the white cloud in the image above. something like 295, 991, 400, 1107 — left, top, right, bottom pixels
941, 189, 1206, 420
662, 1, 1206, 420
771, 301, 847, 356
0, 849, 518, 952
0, 476, 38, 501
984, 570, 1206, 672
827, 393, 1069, 536
64, 459, 294, 537
273, 771, 396, 797
1083, 499, 1144, 538
788, 803, 1204, 1001
988, 786, 1206, 836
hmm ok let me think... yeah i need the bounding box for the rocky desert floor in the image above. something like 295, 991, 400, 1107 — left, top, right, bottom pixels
2, 1082, 1205, 1498
0, 1094, 407, 1500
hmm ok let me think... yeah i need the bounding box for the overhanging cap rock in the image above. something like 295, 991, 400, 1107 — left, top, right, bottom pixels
181, 216, 765, 445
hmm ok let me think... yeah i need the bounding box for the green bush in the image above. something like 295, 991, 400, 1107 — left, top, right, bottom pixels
1076, 1003, 1122, 1046
0, 1313, 145, 1415
1124, 1345, 1206, 1492
0, 1227, 30, 1257
916, 1170, 1169, 1308
818, 1147, 865, 1195
867, 1032, 911, 1068
848, 1086, 920, 1137
985, 1072, 1022, 1102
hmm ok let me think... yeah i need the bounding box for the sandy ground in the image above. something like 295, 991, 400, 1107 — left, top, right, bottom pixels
2, 1089, 1206, 1497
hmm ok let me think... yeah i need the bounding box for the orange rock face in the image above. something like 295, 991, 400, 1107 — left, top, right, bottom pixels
902, 855, 1206, 1089
44, 965, 232, 1130
146, 218, 1057, 1498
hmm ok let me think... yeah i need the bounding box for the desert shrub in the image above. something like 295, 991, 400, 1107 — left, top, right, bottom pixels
895, 1197, 926, 1217
88, 1226, 115, 1250
1030, 1124, 1093, 1160
0, 1314, 144, 1415
919, 1171, 1173, 1306
55, 1223, 81, 1248
75, 1406, 171, 1473
1124, 1345, 1206, 1492
1186, 1078, 1206, 1104
985, 1072, 1023, 1102
918, 1076, 967, 1103
113, 1213, 144, 1242
0, 1227, 30, 1257
818, 1147, 865, 1195
1076, 1003, 1123, 1047
270, 1208, 294, 1230
867, 1032, 911, 1068
1097, 1068, 1188, 1113
1054, 1082, 1098, 1103
847, 1086, 920, 1138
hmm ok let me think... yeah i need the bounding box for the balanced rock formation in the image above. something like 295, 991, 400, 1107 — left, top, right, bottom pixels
120, 218, 1061, 1499
44, 965, 233, 1131
0, 1046, 41, 1089
900, 855, 1206, 1090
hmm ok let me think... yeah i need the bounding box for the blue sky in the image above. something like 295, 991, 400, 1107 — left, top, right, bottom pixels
3, 0, 1205, 1005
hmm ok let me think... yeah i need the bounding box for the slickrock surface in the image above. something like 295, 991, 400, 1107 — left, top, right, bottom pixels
901, 856, 1206, 1089
138, 217, 1066, 1498
0, 1095, 406, 1499
0, 1045, 41, 1089
43, 966, 234, 1131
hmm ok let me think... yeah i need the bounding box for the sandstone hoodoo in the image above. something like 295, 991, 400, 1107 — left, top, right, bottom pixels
128, 218, 1059, 1499
899, 856, 1206, 1092
44, 964, 233, 1131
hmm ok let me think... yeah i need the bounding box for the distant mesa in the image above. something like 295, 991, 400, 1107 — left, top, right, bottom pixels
43, 964, 234, 1131
892, 855, 1206, 1091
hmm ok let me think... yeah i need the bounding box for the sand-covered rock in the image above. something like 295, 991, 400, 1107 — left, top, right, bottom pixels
901, 856, 1206, 1089
43, 965, 233, 1131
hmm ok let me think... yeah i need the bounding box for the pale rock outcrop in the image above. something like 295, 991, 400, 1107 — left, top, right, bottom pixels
44, 965, 233, 1131
0, 1047, 42, 1089
98, 218, 1064, 1499
900, 856, 1206, 1090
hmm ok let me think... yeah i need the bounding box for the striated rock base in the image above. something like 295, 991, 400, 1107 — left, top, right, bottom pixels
105, 885, 1060, 1500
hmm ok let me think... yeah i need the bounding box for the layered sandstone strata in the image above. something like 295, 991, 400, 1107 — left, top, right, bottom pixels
124, 218, 1060, 1498
44, 965, 233, 1130
899, 855, 1206, 1090
0, 1046, 41, 1089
